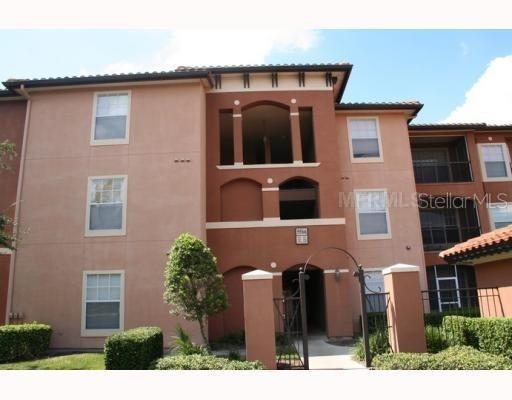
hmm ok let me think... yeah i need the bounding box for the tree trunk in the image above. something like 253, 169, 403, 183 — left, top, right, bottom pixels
198, 317, 208, 348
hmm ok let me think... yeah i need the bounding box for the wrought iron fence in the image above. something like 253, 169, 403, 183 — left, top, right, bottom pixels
273, 297, 305, 370
422, 287, 503, 352
361, 292, 392, 356
413, 160, 472, 184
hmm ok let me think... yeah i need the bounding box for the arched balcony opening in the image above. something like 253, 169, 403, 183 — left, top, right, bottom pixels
220, 178, 263, 221
279, 178, 318, 220
242, 103, 292, 165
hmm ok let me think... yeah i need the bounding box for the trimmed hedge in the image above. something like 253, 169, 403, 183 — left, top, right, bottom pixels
373, 346, 512, 370
443, 316, 512, 358
104, 327, 163, 370
0, 323, 52, 363
153, 354, 263, 370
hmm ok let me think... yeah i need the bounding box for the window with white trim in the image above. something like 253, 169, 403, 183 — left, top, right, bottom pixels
488, 202, 512, 229
82, 271, 124, 335
479, 143, 511, 180
92, 92, 130, 144
364, 270, 386, 312
355, 190, 391, 239
86, 176, 127, 236
348, 118, 382, 161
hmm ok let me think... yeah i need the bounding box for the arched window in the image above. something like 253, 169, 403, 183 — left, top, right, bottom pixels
221, 178, 263, 221
279, 178, 318, 220
242, 103, 292, 164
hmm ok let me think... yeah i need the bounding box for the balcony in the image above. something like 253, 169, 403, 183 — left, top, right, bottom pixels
411, 136, 472, 184
420, 198, 480, 251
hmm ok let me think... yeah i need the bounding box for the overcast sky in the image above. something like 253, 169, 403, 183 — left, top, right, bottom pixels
1, 29, 511, 124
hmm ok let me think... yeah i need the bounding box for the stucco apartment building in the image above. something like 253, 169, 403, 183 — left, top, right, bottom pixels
0, 63, 511, 347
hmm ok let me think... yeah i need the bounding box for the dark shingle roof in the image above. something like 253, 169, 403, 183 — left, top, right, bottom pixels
410, 123, 512, 131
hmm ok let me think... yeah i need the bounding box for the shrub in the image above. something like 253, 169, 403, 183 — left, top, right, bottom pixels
104, 327, 163, 370
373, 346, 512, 370
0, 323, 52, 363
170, 325, 209, 356
153, 354, 263, 370
443, 316, 512, 358
425, 324, 448, 353
353, 332, 389, 361
210, 330, 245, 350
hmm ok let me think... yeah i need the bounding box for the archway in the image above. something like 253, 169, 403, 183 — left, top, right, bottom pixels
279, 177, 319, 220
282, 265, 326, 334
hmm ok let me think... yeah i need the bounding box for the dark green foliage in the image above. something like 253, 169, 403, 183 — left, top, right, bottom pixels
153, 354, 263, 370
164, 233, 228, 344
373, 346, 512, 370
353, 332, 389, 361
170, 325, 209, 356
424, 308, 480, 327
210, 330, 245, 350
443, 316, 512, 358
425, 324, 448, 353
0, 323, 52, 363
0, 140, 17, 250
104, 327, 163, 370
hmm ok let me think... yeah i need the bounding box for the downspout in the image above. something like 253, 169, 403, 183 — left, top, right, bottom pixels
5, 84, 31, 324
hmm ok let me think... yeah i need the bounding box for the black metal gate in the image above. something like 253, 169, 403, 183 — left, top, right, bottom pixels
274, 295, 306, 369
362, 289, 391, 358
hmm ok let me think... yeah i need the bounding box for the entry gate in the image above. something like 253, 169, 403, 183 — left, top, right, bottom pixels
274, 295, 306, 369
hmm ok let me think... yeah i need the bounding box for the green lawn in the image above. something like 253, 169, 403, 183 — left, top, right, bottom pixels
0, 353, 105, 370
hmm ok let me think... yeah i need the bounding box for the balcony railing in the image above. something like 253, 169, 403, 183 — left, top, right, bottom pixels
413, 160, 472, 184
422, 225, 481, 251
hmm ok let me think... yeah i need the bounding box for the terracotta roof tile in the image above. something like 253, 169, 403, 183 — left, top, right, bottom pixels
440, 224, 512, 259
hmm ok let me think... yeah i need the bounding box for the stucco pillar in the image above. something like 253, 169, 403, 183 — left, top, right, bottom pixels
233, 107, 243, 165
242, 270, 276, 369
290, 106, 303, 163
323, 269, 353, 337
262, 189, 280, 219
383, 264, 427, 353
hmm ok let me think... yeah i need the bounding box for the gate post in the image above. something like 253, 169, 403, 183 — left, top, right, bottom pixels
242, 270, 276, 369
383, 264, 427, 353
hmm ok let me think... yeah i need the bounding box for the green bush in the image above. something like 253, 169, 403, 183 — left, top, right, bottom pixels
0, 323, 52, 363
104, 327, 163, 370
353, 332, 389, 361
210, 330, 245, 350
425, 325, 448, 353
153, 354, 263, 370
170, 325, 209, 356
424, 308, 480, 327
373, 345, 512, 370
443, 316, 512, 358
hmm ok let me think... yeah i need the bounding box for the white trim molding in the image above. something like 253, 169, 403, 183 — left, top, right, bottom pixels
272, 272, 283, 276
262, 187, 279, 192
81, 270, 125, 337
242, 269, 273, 281
323, 269, 350, 274
90, 90, 131, 146
217, 162, 320, 170
382, 264, 420, 275
206, 217, 346, 230
478, 143, 512, 182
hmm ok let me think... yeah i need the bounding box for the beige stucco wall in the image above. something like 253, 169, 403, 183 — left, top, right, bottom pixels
10, 81, 207, 348
336, 112, 427, 328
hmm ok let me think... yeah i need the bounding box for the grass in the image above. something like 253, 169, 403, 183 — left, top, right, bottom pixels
0, 353, 105, 370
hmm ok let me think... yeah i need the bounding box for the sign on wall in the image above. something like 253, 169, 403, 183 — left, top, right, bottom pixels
295, 227, 309, 245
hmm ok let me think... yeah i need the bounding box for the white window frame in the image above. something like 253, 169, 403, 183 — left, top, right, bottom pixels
354, 189, 392, 240
85, 175, 128, 237
434, 265, 461, 312
347, 116, 384, 163
477, 143, 512, 182
90, 90, 131, 146
488, 202, 512, 230
81, 270, 125, 337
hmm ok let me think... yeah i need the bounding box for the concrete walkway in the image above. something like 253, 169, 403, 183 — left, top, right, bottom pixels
307, 335, 366, 370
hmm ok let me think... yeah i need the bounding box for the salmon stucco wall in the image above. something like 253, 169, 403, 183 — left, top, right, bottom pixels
10, 82, 207, 347
0, 100, 27, 325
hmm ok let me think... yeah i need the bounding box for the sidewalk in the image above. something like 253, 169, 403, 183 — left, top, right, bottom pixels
307, 335, 366, 370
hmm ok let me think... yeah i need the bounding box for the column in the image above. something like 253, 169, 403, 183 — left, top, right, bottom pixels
233, 106, 243, 165
383, 264, 427, 353
290, 105, 303, 163
242, 270, 276, 369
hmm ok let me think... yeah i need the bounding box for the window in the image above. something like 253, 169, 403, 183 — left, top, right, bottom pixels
479, 143, 511, 181
82, 271, 124, 336
91, 91, 131, 145
488, 202, 512, 229
355, 190, 391, 239
348, 117, 383, 162
364, 270, 386, 312
85, 176, 127, 236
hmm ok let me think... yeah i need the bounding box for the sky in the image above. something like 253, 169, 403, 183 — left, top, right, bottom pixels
0, 29, 511, 124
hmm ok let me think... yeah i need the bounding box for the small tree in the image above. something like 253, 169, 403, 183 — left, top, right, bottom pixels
0, 140, 17, 250
164, 233, 227, 345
